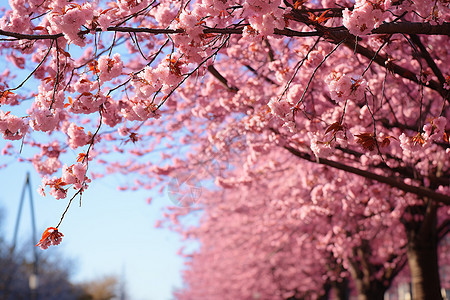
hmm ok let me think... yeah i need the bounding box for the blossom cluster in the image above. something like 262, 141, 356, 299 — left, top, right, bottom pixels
48, 3, 94, 47
33, 156, 62, 176
267, 97, 296, 132
38, 163, 89, 199
0, 0, 33, 33
399, 116, 448, 156
31, 141, 64, 175
28, 107, 63, 132
0, 90, 19, 106
0, 111, 28, 140
242, 0, 285, 37
325, 72, 367, 103
36, 227, 63, 250
62, 163, 88, 189
67, 123, 91, 149
342, 0, 389, 36
98, 54, 124, 82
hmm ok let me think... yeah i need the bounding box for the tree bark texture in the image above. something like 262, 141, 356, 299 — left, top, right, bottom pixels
405, 202, 443, 300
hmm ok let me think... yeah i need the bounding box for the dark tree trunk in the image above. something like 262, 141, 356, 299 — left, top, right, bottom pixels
348, 242, 390, 300
332, 277, 349, 300
316, 282, 331, 300
404, 201, 443, 300
352, 278, 387, 300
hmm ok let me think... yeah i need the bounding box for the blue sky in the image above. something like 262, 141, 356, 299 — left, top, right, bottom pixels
0, 158, 187, 300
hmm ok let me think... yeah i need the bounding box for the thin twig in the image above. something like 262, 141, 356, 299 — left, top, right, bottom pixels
364, 92, 387, 164
49, 39, 60, 110
361, 35, 392, 77
7, 40, 54, 92
294, 38, 346, 108
379, 66, 388, 113
245, 64, 277, 85
108, 31, 118, 57
278, 37, 321, 101
114, 1, 157, 27
56, 108, 103, 229
107, 39, 169, 96
157, 35, 231, 109
401, 33, 425, 131
133, 32, 148, 60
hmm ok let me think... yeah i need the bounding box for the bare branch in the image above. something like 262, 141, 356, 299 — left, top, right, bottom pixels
207, 65, 238, 92
0, 29, 63, 40
244, 64, 277, 85
283, 145, 450, 206
157, 35, 231, 109
7, 40, 54, 92
344, 38, 447, 99
294, 38, 344, 107
409, 34, 446, 86
373, 22, 450, 35
1, 22, 448, 42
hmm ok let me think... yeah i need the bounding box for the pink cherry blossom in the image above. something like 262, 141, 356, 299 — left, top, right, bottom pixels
98, 54, 123, 82
67, 123, 90, 149
0, 111, 28, 140
0, 1, 448, 298
36, 227, 64, 250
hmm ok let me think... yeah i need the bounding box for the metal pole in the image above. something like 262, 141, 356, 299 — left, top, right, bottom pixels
11, 172, 39, 300
11, 172, 28, 252
27, 172, 39, 300
5, 172, 29, 300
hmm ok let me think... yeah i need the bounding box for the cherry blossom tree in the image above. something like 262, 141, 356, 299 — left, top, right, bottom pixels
162, 150, 417, 300
0, 0, 449, 299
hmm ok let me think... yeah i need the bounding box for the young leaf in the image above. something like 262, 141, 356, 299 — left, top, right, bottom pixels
355, 133, 376, 151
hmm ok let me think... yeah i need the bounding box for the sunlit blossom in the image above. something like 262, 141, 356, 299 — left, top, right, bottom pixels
36, 227, 64, 250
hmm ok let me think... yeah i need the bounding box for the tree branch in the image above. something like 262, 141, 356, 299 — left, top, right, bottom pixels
373, 22, 450, 35
285, 9, 449, 98
283, 145, 450, 205
0, 21, 447, 100
409, 34, 446, 86
0, 29, 63, 40
343, 37, 447, 100
207, 65, 238, 92
335, 146, 450, 187
244, 64, 277, 85
1, 22, 448, 41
